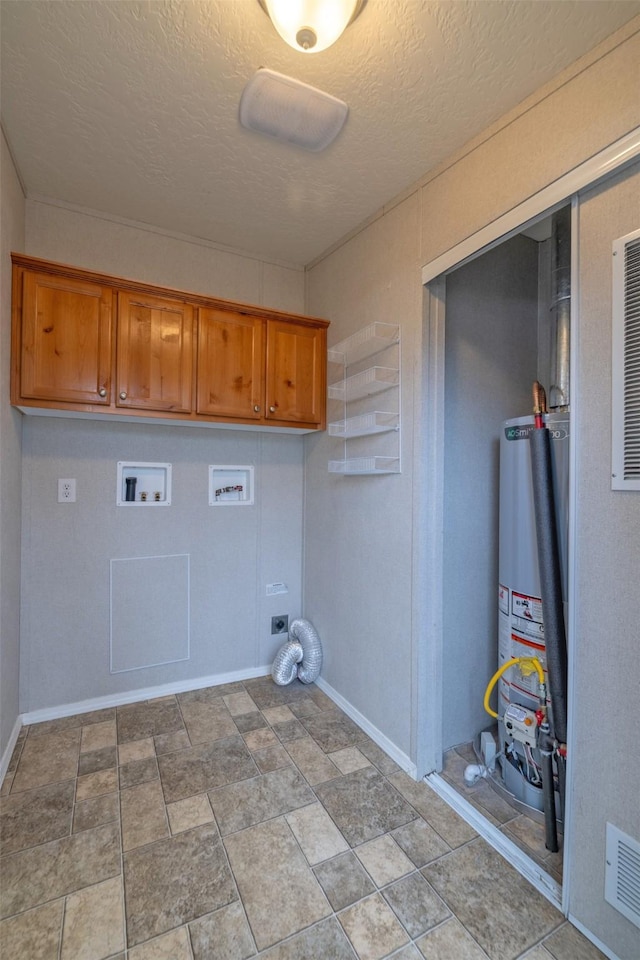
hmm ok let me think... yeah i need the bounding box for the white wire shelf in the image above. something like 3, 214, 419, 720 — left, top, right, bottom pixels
328, 322, 400, 365
329, 457, 400, 475
328, 411, 399, 438
328, 366, 398, 402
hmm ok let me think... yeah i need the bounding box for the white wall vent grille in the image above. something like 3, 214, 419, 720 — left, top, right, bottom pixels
605, 822, 640, 929
612, 228, 640, 490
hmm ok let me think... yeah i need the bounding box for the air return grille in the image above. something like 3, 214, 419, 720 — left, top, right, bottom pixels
605, 822, 640, 929
612, 229, 640, 490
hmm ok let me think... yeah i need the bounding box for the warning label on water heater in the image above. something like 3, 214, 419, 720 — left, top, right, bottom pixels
511, 591, 542, 625
499, 587, 547, 701
509, 590, 545, 647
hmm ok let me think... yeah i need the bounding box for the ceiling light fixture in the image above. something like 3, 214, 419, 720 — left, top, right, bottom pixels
259, 0, 365, 54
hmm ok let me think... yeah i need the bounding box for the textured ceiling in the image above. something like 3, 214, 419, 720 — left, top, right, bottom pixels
2, 1, 639, 266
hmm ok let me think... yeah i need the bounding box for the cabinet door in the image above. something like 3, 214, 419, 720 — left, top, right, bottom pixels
197, 308, 265, 419
19, 271, 112, 404
117, 292, 193, 413
265, 320, 326, 426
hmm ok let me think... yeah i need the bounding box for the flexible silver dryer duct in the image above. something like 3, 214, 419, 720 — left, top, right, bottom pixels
271, 618, 323, 685
292, 619, 323, 683
271, 640, 303, 685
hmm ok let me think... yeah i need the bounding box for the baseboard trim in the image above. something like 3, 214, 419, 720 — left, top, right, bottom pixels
20, 665, 273, 725
0, 716, 23, 787
315, 676, 417, 778
426, 772, 562, 909
19, 670, 418, 783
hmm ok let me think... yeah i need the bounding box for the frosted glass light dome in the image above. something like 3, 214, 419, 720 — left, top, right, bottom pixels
263, 0, 360, 53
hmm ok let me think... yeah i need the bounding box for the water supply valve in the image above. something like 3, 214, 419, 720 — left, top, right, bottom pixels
503, 703, 538, 748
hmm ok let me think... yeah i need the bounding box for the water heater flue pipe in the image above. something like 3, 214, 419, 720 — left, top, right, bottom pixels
549, 206, 571, 410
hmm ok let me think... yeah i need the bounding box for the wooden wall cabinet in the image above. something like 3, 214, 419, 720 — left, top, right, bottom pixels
197, 307, 265, 421
197, 310, 326, 427
16, 269, 113, 406
266, 319, 325, 426
117, 291, 193, 414
11, 255, 328, 432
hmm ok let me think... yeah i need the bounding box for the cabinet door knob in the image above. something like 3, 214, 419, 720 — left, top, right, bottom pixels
253, 404, 260, 413
119, 391, 127, 401
98, 387, 107, 398
269, 405, 276, 413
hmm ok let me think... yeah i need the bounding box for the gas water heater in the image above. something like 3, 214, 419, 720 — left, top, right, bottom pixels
496, 411, 569, 812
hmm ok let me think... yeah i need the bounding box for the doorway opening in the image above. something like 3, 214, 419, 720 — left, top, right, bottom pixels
423, 202, 574, 906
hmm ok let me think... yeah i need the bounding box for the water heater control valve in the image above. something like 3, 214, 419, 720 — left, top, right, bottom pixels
503, 703, 538, 747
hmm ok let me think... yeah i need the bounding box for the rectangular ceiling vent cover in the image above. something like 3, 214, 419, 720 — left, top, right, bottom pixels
239, 68, 348, 152
612, 228, 640, 490
605, 822, 640, 929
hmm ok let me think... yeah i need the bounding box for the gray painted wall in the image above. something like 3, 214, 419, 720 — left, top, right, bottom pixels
20, 417, 303, 711
442, 235, 539, 750
570, 160, 640, 959
25, 199, 305, 314
18, 202, 307, 714
304, 195, 422, 758
1, 133, 25, 758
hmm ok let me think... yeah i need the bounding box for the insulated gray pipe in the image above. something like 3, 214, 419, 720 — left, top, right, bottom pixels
540, 733, 559, 853
556, 754, 567, 828
529, 426, 568, 747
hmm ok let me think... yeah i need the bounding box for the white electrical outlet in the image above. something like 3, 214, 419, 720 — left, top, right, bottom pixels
58, 479, 76, 503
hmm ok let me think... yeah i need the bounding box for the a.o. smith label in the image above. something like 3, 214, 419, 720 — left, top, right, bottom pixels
504, 423, 568, 442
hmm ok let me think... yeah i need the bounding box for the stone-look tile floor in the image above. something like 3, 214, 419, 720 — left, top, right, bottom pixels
0, 678, 603, 960
441, 742, 564, 884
